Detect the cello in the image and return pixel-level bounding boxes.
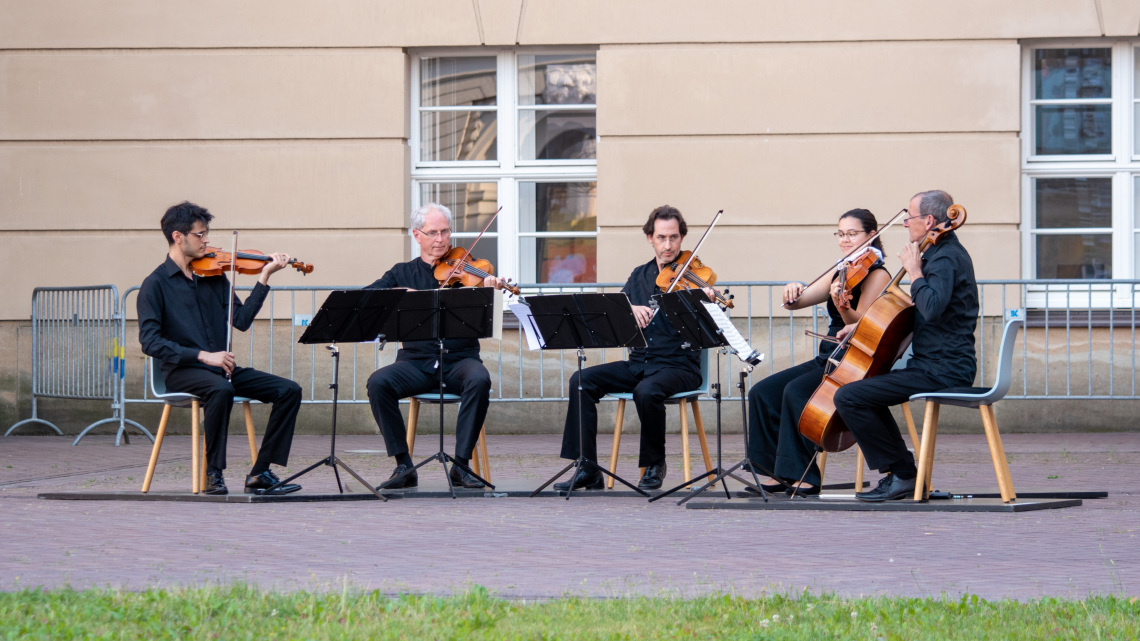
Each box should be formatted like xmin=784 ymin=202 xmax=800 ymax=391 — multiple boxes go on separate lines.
xmin=798 ymin=204 xmax=967 ymax=452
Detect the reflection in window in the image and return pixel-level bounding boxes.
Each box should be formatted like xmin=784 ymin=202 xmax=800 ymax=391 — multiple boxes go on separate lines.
xmin=1036 ymin=234 xmax=1112 ymax=279
xmin=419 ymin=182 xmax=499 ymax=234
xmin=518 ymin=53 xmax=597 ymax=161
xmin=1035 ymin=178 xmax=1112 ymax=229
xmin=1033 ymin=48 xmax=1112 ymax=156
xmin=520 ymin=182 xmax=597 ymax=283
xmin=420 ymin=57 xmax=498 ymax=162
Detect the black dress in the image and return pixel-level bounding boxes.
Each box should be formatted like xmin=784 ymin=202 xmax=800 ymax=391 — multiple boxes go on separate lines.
xmin=744 ymin=265 xmax=888 ymax=486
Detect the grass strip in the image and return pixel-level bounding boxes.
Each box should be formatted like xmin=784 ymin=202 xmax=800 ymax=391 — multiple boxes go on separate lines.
xmin=0 ymin=585 xmax=1137 ymax=640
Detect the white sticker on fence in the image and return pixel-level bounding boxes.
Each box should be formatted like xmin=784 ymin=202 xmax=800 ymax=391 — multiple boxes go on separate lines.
xmin=294 ymin=314 xmax=314 ymax=327
xmin=1004 ymin=308 xmax=1026 ymax=323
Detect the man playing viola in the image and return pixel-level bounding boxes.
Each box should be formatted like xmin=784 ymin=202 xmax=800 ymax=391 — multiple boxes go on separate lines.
xmin=555 ymin=205 xmax=704 ymax=491
xmin=833 ymin=190 xmax=979 ymax=501
xmin=366 ymin=203 xmax=505 ymax=490
xmin=137 ymin=201 xmax=303 ymax=495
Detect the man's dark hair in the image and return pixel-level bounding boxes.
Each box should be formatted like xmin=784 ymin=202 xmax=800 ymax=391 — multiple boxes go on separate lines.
xmin=161 ymin=201 xmax=213 ymax=245
xmin=913 ymin=190 xmax=954 ymax=225
xmin=642 ymin=205 xmax=687 ymax=237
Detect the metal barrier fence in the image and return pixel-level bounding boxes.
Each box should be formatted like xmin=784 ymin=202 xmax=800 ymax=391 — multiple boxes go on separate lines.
xmin=114 ymin=279 xmax=1140 ymax=416
xmin=4 ymin=285 xmax=150 ymax=444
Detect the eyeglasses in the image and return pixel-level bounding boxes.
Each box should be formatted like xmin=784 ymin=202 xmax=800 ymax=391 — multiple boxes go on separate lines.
xmin=417 ymin=228 xmax=452 ymax=239
xmin=186 ymin=230 xmax=209 ymax=240
xmin=902 ymin=213 xmax=930 ymax=226
xmin=833 ymin=231 xmax=865 ymax=239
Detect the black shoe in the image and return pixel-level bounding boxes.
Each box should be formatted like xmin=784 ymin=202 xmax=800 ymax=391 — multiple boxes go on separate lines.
xmin=637 ymin=462 xmax=667 ymax=491
xmin=449 ymin=463 xmax=485 ymax=489
xmin=553 ymin=462 xmax=603 ymax=491
xmin=245 ymin=469 xmax=301 ymax=495
xmin=202 ymin=470 xmax=228 ymax=495
xmin=786 ymin=484 xmax=821 ymax=497
xmin=855 ymin=473 xmax=916 ymax=502
xmin=742 ymin=480 xmax=787 ymax=496
xmin=378 ymin=464 xmax=418 ymax=490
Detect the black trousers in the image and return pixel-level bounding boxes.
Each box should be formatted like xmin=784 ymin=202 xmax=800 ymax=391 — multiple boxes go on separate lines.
xmin=559 ymin=360 xmax=702 ymax=467
xmin=164 ymin=366 xmax=301 ymax=473
xmin=366 ymin=358 xmax=491 ymax=460
xmin=746 ymin=355 xmax=827 ymax=486
xmin=832 ymin=367 xmax=951 ymax=478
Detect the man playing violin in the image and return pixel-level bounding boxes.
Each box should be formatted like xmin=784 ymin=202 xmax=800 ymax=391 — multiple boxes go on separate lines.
xmin=833 ymin=190 xmax=979 ymax=501
xmin=555 ymin=205 xmax=704 ymax=491
xmin=137 ymin=201 xmax=303 ymax=495
xmin=366 ymin=203 xmax=505 ymax=490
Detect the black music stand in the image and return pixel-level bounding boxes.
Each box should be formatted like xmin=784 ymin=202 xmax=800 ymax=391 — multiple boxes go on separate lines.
xmin=524 ymin=293 xmax=649 ymax=499
xmin=267 ymin=288 xmax=407 ymax=500
xmin=646 ymin=289 xmax=772 ymax=505
xmin=380 ymin=287 xmax=496 ymax=499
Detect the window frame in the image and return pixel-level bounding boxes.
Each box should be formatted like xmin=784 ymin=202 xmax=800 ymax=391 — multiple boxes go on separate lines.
xmin=1021 ymin=40 xmax=1139 ymax=307
xmin=410 ymin=48 xmax=599 ymax=285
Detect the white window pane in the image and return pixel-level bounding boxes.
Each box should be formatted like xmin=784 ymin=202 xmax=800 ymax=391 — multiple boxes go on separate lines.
xmin=519 ymin=110 xmax=596 ymax=161
xmin=518 ymin=54 xmax=596 ymax=106
xmin=421 ymin=57 xmax=497 ymax=107
xmin=1035 ymin=177 xmax=1112 ymax=229
xmin=420 ymin=111 xmax=497 ymax=162
xmin=1034 ymin=48 xmax=1111 ymax=100
xmin=419 ymin=182 xmax=499 ymax=233
xmin=1036 ymin=234 xmax=1112 ymax=279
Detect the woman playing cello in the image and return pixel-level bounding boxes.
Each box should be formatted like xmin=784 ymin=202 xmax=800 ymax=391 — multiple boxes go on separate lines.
xmin=743 ymin=209 xmax=891 ymax=495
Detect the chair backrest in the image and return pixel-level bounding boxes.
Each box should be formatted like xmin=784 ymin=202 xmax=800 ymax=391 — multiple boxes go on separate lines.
xmin=147 ymin=356 xmax=167 ymax=397
xmin=986 ymin=317 xmax=1025 ymax=402
xmin=696 ymin=348 xmax=710 ymax=395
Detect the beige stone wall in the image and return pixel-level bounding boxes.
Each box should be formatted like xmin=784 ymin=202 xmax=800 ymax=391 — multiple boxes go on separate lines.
xmin=3 ymin=0 xmax=1137 ymax=322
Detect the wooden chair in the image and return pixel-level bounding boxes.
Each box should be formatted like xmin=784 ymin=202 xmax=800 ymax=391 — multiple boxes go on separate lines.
xmin=406 ymin=392 xmax=491 ymax=483
xmin=605 ymin=350 xmax=713 ymax=489
xmin=911 ymin=318 xmax=1024 ymax=503
xmin=140 ymin=357 xmax=257 ymax=493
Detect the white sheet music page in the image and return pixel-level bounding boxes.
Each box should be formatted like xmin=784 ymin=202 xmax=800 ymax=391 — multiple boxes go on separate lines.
xmin=700 ymin=301 xmax=764 ymax=365
xmin=509 ymin=301 xmax=543 ymax=350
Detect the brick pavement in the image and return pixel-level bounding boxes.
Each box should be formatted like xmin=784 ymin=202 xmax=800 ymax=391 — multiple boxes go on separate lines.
xmin=0 ymin=432 xmax=1137 ymax=600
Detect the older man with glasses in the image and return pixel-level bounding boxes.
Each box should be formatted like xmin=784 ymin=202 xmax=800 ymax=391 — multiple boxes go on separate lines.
xmin=364 ymin=203 xmax=505 ymax=490
xmin=832 ymin=190 xmax=980 ymax=502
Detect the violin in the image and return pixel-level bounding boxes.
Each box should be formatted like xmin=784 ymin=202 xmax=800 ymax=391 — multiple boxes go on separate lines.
xmin=433 ymin=247 xmax=521 ymax=296
xmin=191 ymin=247 xmax=314 ymax=278
xmin=833 ymin=247 xmax=883 ymax=310
xmin=656 ymin=250 xmax=734 ymax=309
xmin=798 ymin=204 xmax=967 ymax=452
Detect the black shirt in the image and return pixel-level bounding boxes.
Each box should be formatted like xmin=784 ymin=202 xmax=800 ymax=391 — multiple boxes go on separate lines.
xmin=907 ymin=231 xmax=979 ymax=387
xmin=366 ymin=257 xmax=482 ymax=374
xmin=819 ymin=263 xmax=889 ymax=358
xmin=625 ymin=258 xmax=701 ymax=377
xmin=137 ymin=255 xmax=269 ymax=376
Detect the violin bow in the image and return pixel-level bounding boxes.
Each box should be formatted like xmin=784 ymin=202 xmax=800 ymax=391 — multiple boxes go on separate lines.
xmin=226 ymin=230 xmax=237 ymax=380
xmin=664 ymin=209 xmax=723 ymax=295
xmin=783 ymin=207 xmax=907 ymax=308
xmin=437 ymin=205 xmax=504 ymax=289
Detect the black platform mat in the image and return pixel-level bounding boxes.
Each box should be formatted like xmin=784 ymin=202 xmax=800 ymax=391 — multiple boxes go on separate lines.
xmin=686 ymin=493 xmax=1083 ymax=512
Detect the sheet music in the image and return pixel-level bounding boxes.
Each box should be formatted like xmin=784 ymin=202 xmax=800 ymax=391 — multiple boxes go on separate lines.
xmin=701 ymin=301 xmax=764 ymax=365
xmin=509 ymin=302 xmax=543 ymax=350
xmin=493 ymin=291 xmax=504 ymax=341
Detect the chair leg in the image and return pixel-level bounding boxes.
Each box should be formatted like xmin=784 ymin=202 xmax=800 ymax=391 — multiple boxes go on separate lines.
xmin=141 ymin=404 xmax=172 ymax=493
xmin=191 ymin=400 xmax=201 ymax=494
xmin=680 ymin=399 xmax=692 ymax=485
xmin=476 ymin=425 xmax=490 ymax=484
xmin=855 ymin=446 xmax=865 ymax=491
xmin=406 ymin=398 xmax=420 ymax=456
xmin=691 ymin=400 xmax=714 ymax=488
xmin=979 ymin=404 xmax=1016 ymax=503
xmin=912 ymin=400 xmax=940 ymax=501
xmin=901 ymin=401 xmax=931 ymax=494
xmin=606 ymin=399 xmax=626 ymax=490
xmin=243 ymin=401 xmax=257 ymax=466
xmin=817 ymin=450 xmax=828 ymax=480
xmin=200 ymin=431 xmax=207 ymax=491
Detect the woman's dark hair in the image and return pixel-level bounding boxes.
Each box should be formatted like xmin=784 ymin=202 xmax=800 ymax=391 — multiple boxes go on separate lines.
xmin=642 ymin=205 xmax=687 ymax=237
xmin=839 ymin=208 xmax=883 ymax=252
xmin=161 ymin=201 xmax=213 ymax=245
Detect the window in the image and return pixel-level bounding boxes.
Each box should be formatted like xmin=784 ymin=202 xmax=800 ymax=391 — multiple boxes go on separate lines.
xmin=411 ymin=50 xmax=598 ymax=285
xmin=1023 ymin=43 xmax=1140 ymax=306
